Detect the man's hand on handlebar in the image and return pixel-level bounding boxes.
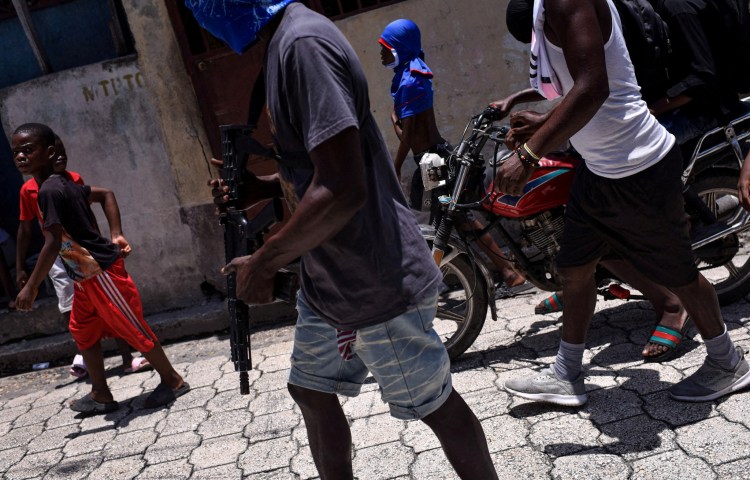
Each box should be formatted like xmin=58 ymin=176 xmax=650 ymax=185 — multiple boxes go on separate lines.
xmin=488 ymin=98 xmax=514 ymax=120
xmin=505 ymin=110 xmax=551 ymax=149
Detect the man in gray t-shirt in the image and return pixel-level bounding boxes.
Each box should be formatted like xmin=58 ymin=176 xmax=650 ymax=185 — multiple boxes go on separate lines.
xmin=188 ymin=1 xmax=498 ymax=478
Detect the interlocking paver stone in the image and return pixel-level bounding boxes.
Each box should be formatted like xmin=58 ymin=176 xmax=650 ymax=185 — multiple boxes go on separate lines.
xmin=676 ymin=415 xmax=750 ymax=464
xmin=249 ymin=389 xmax=297 ymax=416
xmin=184 ymin=367 xmax=224 ymax=389
xmin=156 ymin=407 xmax=208 ymax=436
xmin=62 ymin=427 xmax=117 ymax=456
xmin=350 ymin=412 xmax=404 ymax=449
xmin=716 ymin=391 xmax=750 ymax=429
xmin=205 ymin=389 xmax=254 ymax=412
xmin=597 ymin=414 xmax=677 ymax=460
xmin=252 ymin=369 xmax=292 ymax=392
xmin=715 ymin=457 xmax=750 ymax=478
xmin=190 ymin=433 xmax=247 ymax=469
xmin=169 ymin=386 xmax=216 ymax=412
xmin=0 ymin=295 xmax=748 ymax=479
xmin=238 ymin=435 xmax=297 ymax=475
xmin=491 ymin=446 xmax=552 ymax=479
xmin=0 ymin=405 xmax=30 ymax=425
xmin=630 ymin=449 xmax=716 ymax=480
xmin=244 ymin=409 xmax=299 ymax=442
xmin=103 ymin=429 xmax=159 ymax=460
xmin=144 ymin=430 xmax=201 ymax=465
xmin=352 ymin=441 xmax=413 ymax=480
xmin=579 ymin=387 xmax=643 ymax=424
xmin=191 ymin=463 xmax=244 ymax=479
xmin=2 ymin=424 xmax=44 ymax=450
xmin=402 ymin=418 xmax=442 ymax=453
xmin=410 ymin=448 xmax=457 ymax=480
xmin=136 ymin=459 xmax=193 ymax=479
xmin=26 ymin=424 xmax=79 ymax=454
xmin=0 ymin=446 xmax=25 ymax=474
xmin=529 ymin=414 xmax=601 ymax=457
xmin=41 ymin=453 xmax=101 ymax=480
xmin=4 ymin=390 xmax=46 ymax=408
xmin=4 ymin=449 xmax=63 ymax=480
xmin=197 ymin=408 xmax=253 ymax=438
xmin=552 ymin=453 xmax=630 ymax=480
xmin=88 ymin=456 xmax=145 ymax=480
xmin=116 ymin=409 xmax=168 ymax=433
xmin=290 ymin=446 xmax=319 ymax=479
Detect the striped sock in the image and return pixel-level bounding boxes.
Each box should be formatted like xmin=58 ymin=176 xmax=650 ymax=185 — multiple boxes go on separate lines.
xmin=704 ymin=326 xmax=740 ymax=370
xmin=553 ymin=339 xmax=586 ymax=382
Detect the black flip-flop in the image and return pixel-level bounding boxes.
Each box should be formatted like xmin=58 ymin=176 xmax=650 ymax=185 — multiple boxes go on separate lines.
xmin=69 ymin=393 xmax=119 ymax=414
xmin=144 ymin=382 xmax=191 ymax=409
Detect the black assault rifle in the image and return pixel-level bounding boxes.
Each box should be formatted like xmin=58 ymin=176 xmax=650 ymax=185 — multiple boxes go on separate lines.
xmin=219 ymin=124 xmax=298 ymax=395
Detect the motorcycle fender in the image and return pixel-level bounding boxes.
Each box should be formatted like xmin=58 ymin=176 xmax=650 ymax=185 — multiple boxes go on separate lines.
xmin=420 ymin=225 xmax=498 ymax=321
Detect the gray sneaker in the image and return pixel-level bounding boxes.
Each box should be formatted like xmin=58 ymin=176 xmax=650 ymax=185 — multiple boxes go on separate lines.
xmin=503 ymin=367 xmax=588 ymax=406
xmin=669 ymin=347 xmax=750 ymax=402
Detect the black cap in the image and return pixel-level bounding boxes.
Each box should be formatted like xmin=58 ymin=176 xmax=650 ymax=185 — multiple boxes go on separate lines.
xmin=506 ymin=0 xmax=533 ymax=44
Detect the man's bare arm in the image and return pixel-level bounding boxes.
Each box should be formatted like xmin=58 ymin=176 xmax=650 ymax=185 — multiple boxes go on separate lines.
xmin=494 ymin=0 xmax=610 ymax=195
xmin=524 ymin=0 xmax=610 ymax=157
xmin=223 ymin=126 xmax=367 ymax=304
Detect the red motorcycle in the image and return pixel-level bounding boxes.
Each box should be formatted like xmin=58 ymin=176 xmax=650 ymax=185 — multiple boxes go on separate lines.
xmin=424 ymin=104 xmax=750 ymax=360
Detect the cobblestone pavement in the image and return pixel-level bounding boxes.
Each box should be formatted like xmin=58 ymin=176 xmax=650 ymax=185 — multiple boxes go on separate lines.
xmin=1 ymin=290 xmax=750 ymax=479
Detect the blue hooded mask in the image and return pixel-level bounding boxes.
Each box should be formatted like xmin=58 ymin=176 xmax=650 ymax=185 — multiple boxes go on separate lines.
xmin=379 ymin=19 xmax=432 ymax=78
xmin=185 ymin=0 xmax=298 ymax=54
xmin=380 ymin=19 xmax=434 ymax=119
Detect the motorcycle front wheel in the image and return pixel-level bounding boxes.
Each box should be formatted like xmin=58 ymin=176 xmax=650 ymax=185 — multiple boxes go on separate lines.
xmin=690 ymin=172 xmax=750 ymax=305
xmin=433 ymin=254 xmax=488 ymax=360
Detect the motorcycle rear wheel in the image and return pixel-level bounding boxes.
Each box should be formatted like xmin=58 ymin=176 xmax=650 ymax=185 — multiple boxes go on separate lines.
xmin=434 ymin=254 xmax=488 ymax=360
xmin=690 ymin=172 xmax=750 ymax=305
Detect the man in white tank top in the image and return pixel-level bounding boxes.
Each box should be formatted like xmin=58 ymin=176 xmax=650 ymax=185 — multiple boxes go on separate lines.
xmin=498 ymin=0 xmax=749 ymax=406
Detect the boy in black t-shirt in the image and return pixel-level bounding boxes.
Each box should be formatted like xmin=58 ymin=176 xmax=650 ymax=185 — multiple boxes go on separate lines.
xmin=12 ymin=123 xmax=189 ymax=414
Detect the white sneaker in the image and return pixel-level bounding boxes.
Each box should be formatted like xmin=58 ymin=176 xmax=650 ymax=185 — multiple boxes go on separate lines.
xmin=503 ymin=367 xmax=588 ymax=406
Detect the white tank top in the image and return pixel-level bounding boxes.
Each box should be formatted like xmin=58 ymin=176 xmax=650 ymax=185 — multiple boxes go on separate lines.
xmin=544 ymin=0 xmax=674 ymax=178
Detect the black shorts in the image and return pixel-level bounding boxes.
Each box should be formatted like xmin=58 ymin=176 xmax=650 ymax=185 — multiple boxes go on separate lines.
xmin=556 ymin=146 xmax=698 ymax=288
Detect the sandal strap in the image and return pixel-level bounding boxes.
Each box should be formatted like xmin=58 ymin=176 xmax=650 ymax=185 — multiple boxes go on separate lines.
xmin=649 ymin=325 xmax=684 ymax=348
xmin=545 ymin=292 xmax=563 ymax=311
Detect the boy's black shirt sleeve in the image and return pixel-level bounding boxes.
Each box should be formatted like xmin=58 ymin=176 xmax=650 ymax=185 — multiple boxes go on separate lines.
xmin=38 ymin=175 xmax=121 ymax=274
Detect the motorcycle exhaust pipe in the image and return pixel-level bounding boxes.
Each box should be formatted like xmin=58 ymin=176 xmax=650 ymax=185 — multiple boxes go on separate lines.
xmin=692 ymin=208 xmax=750 ymax=249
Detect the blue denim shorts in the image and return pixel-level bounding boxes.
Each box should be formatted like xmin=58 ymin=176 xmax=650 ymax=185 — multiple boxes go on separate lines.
xmin=288 ymin=290 xmax=452 ymax=420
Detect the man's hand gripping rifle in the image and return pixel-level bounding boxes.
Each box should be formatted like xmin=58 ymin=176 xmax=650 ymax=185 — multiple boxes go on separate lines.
xmin=219 ymin=125 xmax=297 ymax=395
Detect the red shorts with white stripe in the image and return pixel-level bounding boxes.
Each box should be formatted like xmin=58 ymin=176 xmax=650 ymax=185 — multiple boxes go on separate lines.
xmin=69 ymin=259 xmax=158 ymax=352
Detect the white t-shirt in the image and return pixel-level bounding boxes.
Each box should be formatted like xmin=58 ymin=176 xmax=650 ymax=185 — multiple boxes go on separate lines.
xmin=543 ymin=0 xmax=675 ymax=178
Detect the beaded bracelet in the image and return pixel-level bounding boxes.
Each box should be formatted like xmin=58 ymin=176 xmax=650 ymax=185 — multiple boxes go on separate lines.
xmin=522 ymin=142 xmax=541 ymax=162
xmin=515 ymin=146 xmax=539 ymax=168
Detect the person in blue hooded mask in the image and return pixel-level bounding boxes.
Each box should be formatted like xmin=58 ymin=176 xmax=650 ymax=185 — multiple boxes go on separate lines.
xmin=188 ymin=2 xmax=499 ymax=479
xmin=379 ymin=19 xmax=443 ymax=181
xmin=380 ymin=19 xmax=530 ymax=296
